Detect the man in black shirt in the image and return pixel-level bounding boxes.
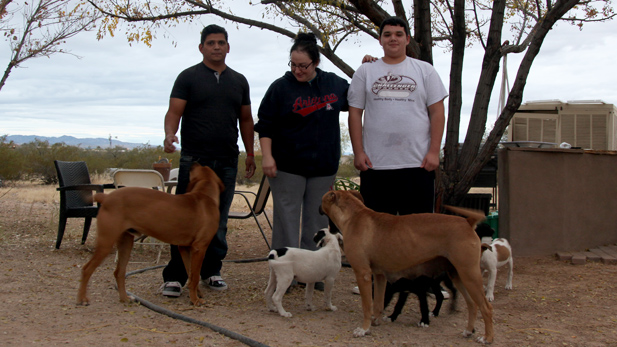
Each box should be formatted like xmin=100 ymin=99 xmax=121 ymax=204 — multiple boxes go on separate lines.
xmin=161 ymin=24 xmax=256 ymax=296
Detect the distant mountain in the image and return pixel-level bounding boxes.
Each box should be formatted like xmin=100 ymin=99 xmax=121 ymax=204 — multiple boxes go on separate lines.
xmin=5 ymin=135 xmax=148 ymax=149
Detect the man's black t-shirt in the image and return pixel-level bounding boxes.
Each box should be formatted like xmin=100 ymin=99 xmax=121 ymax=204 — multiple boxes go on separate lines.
xmin=171 ymin=62 xmax=250 ymax=158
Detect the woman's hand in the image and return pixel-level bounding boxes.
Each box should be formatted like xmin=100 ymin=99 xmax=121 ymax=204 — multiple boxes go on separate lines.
xmin=261 ymin=155 xmax=278 ymax=178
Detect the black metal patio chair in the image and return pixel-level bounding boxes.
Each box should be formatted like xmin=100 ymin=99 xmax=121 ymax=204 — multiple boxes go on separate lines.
xmin=54 ymin=160 xmax=111 ymax=249
xmin=228 ymin=175 xmax=272 ymax=250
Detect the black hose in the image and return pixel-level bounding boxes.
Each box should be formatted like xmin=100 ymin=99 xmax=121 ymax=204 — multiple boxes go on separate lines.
xmin=125 ymin=266 xmax=270 ymax=347
xmin=223 ymin=257 xmax=269 ymax=263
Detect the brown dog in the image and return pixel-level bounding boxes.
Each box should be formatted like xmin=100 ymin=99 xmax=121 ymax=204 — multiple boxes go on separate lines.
xmin=320 ymin=190 xmax=494 ymax=344
xmin=77 ymin=163 xmax=224 ymax=307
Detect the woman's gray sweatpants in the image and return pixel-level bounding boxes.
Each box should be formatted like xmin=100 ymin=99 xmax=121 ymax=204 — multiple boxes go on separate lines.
xmin=268 ymin=171 xmax=336 ymax=251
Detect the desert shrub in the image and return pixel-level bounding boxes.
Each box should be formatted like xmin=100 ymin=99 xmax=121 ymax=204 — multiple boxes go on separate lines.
xmin=337 ymin=155 xmax=359 ymax=179
xmin=236 ymin=153 xmax=263 ymax=187
xmin=96 ymin=145 xmax=180 ymax=172
xmin=18 ymin=140 xmax=86 ymax=184
xmin=0 ymin=136 xmax=25 ymax=181
xmin=0 ymin=139 xmax=358 ymax=186
xmin=0 ymin=140 xmax=183 ymax=184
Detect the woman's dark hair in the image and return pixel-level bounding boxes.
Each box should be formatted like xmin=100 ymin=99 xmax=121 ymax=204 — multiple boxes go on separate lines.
xmin=201 ymin=24 xmax=228 ymax=45
xmin=290 ymin=32 xmax=320 ymax=64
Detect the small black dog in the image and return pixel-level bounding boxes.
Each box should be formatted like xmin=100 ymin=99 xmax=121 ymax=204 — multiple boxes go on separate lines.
xmin=475 ymin=222 xmax=496 ymax=239
xmin=384 ymin=257 xmax=458 ymax=327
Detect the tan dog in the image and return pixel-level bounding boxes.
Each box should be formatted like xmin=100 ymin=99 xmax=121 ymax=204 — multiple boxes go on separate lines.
xmin=77 ymin=163 xmax=224 ymax=307
xmin=320 ymin=190 xmax=494 ymax=344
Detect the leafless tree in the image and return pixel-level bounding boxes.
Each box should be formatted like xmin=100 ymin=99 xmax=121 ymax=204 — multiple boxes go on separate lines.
xmin=1 ymin=0 xmax=100 ymax=91
xmin=87 ymin=0 xmax=614 ymax=205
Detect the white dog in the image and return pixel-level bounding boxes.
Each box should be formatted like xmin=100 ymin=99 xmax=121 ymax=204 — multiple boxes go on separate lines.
xmin=264 ymin=228 xmax=343 ymax=317
xmin=480 ymin=238 xmax=513 ymax=301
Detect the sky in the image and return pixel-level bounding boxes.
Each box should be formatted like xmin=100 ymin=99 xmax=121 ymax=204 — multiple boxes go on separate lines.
xmin=1 ymin=4 xmax=616 ymax=150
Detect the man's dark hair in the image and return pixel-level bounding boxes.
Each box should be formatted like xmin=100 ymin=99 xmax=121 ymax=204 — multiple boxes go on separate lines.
xmin=201 ymin=24 xmax=228 ymax=45
xmin=379 ymin=17 xmax=410 ymax=37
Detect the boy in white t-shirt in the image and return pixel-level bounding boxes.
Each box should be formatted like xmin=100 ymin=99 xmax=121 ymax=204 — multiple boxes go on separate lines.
xmin=348 ymin=16 xmax=448 ymax=215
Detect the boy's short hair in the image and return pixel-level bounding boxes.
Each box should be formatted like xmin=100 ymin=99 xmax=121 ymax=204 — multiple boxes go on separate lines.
xmin=379 ymin=17 xmax=410 ymax=37
xmin=201 ymin=25 xmax=228 ymax=45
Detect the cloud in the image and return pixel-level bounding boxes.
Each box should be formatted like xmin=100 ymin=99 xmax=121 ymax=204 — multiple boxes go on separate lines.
xmin=1 ymin=12 xmax=616 ymax=147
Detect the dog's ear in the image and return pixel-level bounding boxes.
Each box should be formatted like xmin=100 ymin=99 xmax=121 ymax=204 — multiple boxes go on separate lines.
xmin=325 ymin=191 xmax=336 ymax=203
xmin=209 ymin=168 xmax=225 ymax=192
xmin=334 ymin=231 xmax=344 ymax=250
xmin=190 ymin=162 xmax=201 ymax=171
xmin=481 ymin=243 xmax=492 ymax=252
xmin=186 ymin=163 xmax=203 ymax=192
xmin=313 ymin=228 xmax=327 ymax=247
xmin=319 ymin=191 xmax=337 ymax=216
xmin=349 ymin=190 xmax=364 ymax=203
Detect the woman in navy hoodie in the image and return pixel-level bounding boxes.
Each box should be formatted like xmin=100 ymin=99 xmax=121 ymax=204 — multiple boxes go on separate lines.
xmin=255 ymin=32 xmax=348 ymax=255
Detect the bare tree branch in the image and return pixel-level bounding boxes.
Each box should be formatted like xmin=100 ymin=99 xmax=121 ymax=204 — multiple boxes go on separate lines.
xmin=1 ymin=0 xmax=99 ymax=92
xmin=84 ymin=0 xmax=615 ymax=205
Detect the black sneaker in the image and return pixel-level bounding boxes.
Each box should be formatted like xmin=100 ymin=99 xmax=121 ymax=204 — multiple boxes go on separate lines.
xmin=161 ymin=281 xmax=182 ymax=297
xmin=205 ymin=276 xmax=228 ymax=291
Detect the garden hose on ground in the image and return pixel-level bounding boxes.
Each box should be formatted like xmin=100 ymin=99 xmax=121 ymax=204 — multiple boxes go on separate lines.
xmin=223 ymin=257 xmax=269 ymax=263
xmin=125 ymin=265 xmax=270 ymax=347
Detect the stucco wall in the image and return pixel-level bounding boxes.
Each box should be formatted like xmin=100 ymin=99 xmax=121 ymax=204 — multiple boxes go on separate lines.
xmin=498 ymin=147 xmax=617 ymax=256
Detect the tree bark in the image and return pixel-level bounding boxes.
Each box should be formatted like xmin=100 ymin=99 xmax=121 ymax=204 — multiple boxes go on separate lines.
xmin=413 ymin=0 xmax=433 ymax=64
xmin=441 ymin=0 xmax=582 ymax=207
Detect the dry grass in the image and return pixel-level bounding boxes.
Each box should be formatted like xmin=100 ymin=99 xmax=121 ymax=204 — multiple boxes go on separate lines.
xmin=0 ymin=178 xmax=273 ymax=260
xmin=3 ymin=181 xmax=617 ymax=346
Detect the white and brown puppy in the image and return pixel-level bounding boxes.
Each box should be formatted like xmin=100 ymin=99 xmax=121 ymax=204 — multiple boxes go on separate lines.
xmin=265 ymin=228 xmax=343 ymax=317
xmin=477 ymin=223 xmax=513 ymax=302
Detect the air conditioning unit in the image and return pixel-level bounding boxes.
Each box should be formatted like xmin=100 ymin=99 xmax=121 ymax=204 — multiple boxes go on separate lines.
xmin=507 ymin=100 xmax=617 ymax=150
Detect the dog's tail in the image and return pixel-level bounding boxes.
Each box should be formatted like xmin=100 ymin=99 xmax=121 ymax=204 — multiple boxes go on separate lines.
xmin=442 ymin=205 xmax=486 ymax=229
xmin=93 ymin=192 xmax=107 ymax=204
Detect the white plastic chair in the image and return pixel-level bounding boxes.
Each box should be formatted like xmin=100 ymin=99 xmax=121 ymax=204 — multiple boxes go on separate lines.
xmin=166 ymin=168 xmax=179 ymax=193
xmin=112 ymin=169 xmax=167 ymax=263
xmin=168 ymin=168 xmax=179 ymax=181
xmin=113 ymin=169 xmax=166 ymax=190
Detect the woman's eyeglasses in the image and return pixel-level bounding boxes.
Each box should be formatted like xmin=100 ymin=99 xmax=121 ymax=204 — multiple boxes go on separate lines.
xmin=288 ymin=61 xmax=313 ymax=70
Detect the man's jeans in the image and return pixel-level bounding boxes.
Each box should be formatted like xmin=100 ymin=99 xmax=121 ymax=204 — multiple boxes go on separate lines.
xmin=162 ymin=154 xmax=238 ymax=285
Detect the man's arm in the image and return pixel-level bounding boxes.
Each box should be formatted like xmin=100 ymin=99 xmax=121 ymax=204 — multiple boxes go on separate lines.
xmin=348 ymin=106 xmax=372 ymax=171
xmin=421 ymin=99 xmax=446 ymax=172
xmin=163 ymin=98 xmax=187 ymax=153
xmin=239 ymin=104 xmax=256 ymax=178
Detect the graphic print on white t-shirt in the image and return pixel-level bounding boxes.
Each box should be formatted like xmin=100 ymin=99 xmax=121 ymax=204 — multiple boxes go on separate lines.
xmin=371 ymin=73 xmax=417 ymax=98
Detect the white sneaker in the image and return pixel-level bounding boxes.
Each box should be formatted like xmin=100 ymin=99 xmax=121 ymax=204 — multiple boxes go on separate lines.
xmin=161 ymin=281 xmax=182 ymax=297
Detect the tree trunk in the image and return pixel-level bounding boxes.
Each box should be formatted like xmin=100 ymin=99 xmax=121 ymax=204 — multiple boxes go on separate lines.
xmin=439 ymin=0 xmax=582 ymax=209
xmin=0 ymin=61 xmax=14 ymax=92
xmin=413 ymin=0 xmax=433 ymax=64
xmin=438 ymin=0 xmax=466 ymax=210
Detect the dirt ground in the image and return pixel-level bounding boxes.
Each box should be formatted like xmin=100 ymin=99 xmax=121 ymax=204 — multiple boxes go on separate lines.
xmin=1 ymin=182 xmax=617 ymax=347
